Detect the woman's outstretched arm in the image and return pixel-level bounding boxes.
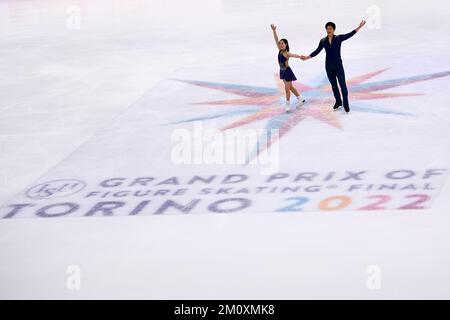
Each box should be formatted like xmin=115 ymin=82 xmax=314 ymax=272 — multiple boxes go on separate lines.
xmin=286 ymin=52 xmax=302 ymax=59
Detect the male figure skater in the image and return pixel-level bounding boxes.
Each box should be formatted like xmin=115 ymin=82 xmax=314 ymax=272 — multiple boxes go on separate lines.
xmin=301 ymin=20 xmax=366 ymax=112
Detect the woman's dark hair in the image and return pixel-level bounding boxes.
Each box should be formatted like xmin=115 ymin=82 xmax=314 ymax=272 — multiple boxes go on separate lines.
xmin=280 ymin=38 xmax=290 ymax=51
xmin=325 ymin=21 xmax=336 ymax=30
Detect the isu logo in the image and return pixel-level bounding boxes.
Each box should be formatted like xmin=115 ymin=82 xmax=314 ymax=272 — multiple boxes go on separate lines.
xmin=26 ymin=179 xmax=86 ymax=200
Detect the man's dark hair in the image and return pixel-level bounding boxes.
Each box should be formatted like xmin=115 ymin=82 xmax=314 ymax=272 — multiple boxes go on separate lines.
xmin=325 ymin=22 xmax=336 ymax=30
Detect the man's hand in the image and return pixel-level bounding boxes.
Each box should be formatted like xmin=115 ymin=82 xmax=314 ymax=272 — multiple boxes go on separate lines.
xmin=300 ymin=55 xmax=310 ymax=61
xmin=356 ymin=20 xmax=366 ymax=31
xmin=270 ymin=24 xmax=276 ymax=31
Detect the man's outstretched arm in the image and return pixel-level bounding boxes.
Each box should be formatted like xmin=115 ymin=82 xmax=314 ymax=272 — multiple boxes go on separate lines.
xmin=339 ymin=20 xmax=366 ymax=41
xmin=301 ymin=39 xmax=324 ymax=61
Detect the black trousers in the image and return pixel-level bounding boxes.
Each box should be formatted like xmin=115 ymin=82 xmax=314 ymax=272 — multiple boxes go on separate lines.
xmin=326 ymin=63 xmax=348 ymax=106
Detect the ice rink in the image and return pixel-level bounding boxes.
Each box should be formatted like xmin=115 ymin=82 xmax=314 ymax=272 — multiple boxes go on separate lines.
xmin=1 ymin=0 xmax=450 ymax=299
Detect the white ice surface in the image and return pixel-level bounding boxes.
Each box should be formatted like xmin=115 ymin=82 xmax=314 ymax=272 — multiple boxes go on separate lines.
xmin=0 ymin=0 xmax=450 ymax=298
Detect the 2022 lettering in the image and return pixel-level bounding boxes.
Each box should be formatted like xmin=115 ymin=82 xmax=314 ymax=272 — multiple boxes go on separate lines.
xmin=278 ymin=194 xmax=431 ymax=211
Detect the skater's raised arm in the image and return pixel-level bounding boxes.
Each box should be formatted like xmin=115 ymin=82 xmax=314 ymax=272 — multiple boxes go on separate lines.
xmin=355 ymin=20 xmax=366 ymax=32
xmin=270 ymin=24 xmax=280 ymax=49
xmin=338 ymin=30 xmax=356 ymax=41
xmin=339 ymin=20 xmax=366 ymax=41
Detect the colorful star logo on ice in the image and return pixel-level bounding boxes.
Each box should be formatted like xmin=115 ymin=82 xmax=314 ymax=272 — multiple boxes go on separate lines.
xmin=171 ymin=68 xmax=450 ymax=159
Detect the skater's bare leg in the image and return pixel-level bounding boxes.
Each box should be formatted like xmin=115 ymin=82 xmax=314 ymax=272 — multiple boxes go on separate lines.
xmin=284 ymin=80 xmax=291 ymax=111
xmin=284 ymin=80 xmax=291 ymax=101
xmin=290 ymin=85 xmax=300 ymax=97
xmin=291 ymin=85 xmax=305 ymax=108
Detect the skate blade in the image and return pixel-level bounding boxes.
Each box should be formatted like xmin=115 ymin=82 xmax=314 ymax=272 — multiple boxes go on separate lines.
xmin=296 ymin=100 xmax=306 ymax=109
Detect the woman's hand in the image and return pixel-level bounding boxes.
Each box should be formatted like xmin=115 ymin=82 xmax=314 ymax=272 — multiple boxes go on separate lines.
xmin=271 ymin=24 xmax=279 ymax=49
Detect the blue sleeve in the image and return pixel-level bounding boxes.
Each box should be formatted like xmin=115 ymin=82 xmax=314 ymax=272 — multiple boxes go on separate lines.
xmin=309 ymin=39 xmax=324 ymax=58
xmin=338 ymin=29 xmax=357 ymax=41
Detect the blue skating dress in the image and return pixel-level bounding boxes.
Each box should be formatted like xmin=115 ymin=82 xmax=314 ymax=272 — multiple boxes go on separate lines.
xmin=278 ymin=50 xmax=297 ymax=81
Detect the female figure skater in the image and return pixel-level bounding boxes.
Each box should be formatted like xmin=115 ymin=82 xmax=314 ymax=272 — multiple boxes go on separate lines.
xmin=271 ymin=24 xmax=305 ymax=112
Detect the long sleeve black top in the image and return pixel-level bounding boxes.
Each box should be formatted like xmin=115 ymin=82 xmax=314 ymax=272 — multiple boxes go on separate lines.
xmin=309 ymin=30 xmax=357 ymax=67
